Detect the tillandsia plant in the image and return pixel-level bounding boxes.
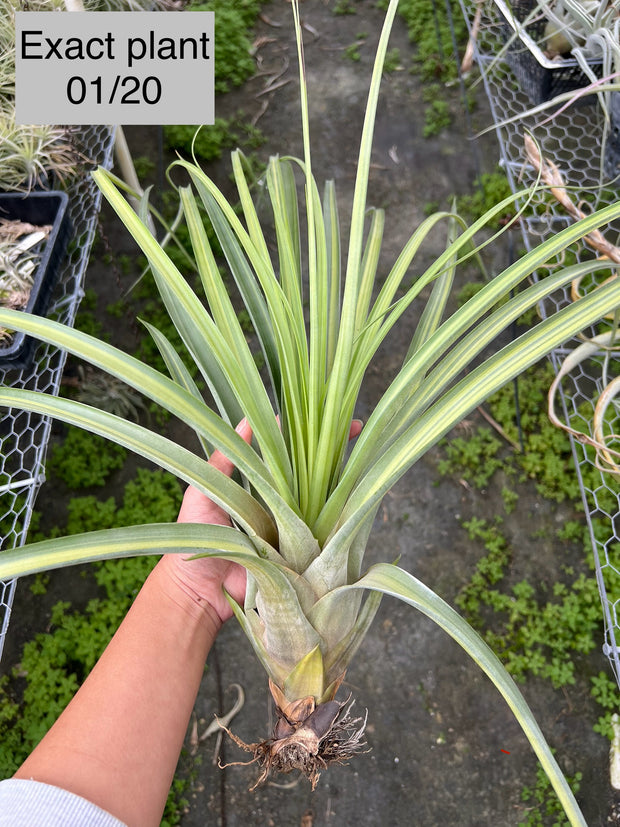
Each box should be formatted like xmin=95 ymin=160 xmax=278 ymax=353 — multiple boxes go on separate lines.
xmin=1 ymin=0 xmax=620 ymax=820
xmin=539 ymin=0 xmax=620 ymax=67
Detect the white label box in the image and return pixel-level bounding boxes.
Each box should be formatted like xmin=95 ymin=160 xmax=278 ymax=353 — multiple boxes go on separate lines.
xmin=15 ymin=11 xmax=214 ymax=125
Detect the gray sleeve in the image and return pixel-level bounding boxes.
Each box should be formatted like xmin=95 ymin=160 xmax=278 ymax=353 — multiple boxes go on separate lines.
xmin=0 ymin=779 xmax=128 ymax=826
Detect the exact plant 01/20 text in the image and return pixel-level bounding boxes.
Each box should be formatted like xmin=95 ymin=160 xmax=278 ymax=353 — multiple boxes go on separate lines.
xmin=19 ymin=30 xmax=211 ymax=69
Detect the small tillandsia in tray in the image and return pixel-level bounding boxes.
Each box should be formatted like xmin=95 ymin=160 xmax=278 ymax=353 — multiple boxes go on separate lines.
xmin=0 ymin=190 xmax=71 ymax=371
xmin=0 ymin=217 xmax=52 ymax=327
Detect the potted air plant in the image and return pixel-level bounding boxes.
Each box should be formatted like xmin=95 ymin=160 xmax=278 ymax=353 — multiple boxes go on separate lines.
xmin=0 ymin=0 xmax=166 ymax=193
xmin=492 ymin=0 xmax=620 ymax=177
xmin=0 ymin=0 xmax=619 ymax=820
xmin=538 ymin=0 xmax=620 ymax=179
xmin=0 ymin=0 xmax=164 ymax=370
xmin=492 ymin=0 xmax=619 ymax=104
xmin=0 ymin=0 xmax=76 ymax=370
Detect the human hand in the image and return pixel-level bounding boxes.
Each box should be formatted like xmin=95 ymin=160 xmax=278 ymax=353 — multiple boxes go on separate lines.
xmin=158 ymin=418 xmax=253 ymax=629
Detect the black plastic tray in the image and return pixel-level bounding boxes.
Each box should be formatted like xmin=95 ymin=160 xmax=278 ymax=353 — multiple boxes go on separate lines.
xmin=605 ymin=92 xmax=620 ymax=184
xmin=496 ymin=0 xmax=602 ymax=105
xmin=0 ymin=191 xmax=72 ymax=371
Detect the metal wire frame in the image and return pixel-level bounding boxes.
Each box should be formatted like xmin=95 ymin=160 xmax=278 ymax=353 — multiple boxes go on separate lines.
xmin=458 ymin=0 xmax=620 ymax=685
xmin=0 ymin=125 xmax=115 ymax=663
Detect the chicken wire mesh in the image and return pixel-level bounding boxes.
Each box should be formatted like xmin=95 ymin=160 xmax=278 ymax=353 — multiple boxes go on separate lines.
xmin=0 ymin=124 xmax=115 ymax=662
xmin=459 ymin=0 xmax=620 ymax=684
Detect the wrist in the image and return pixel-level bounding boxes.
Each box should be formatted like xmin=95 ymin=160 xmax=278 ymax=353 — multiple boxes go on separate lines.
xmin=150 ymin=557 xmax=224 ymax=637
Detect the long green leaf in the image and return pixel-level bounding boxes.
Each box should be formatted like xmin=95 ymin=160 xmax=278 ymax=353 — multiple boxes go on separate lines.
xmin=266 ymin=157 xmax=305 ymax=347
xmin=403 ymin=212 xmax=459 ymax=364
xmin=0 ymin=522 xmax=260 ymax=580
xmin=354 ymin=563 xmax=586 ymax=827
xmin=231 ymin=150 xmax=273 ymax=266
xmin=354 ymin=208 xmax=385 ymax=336
xmin=141 ymin=320 xmax=213 ymax=457
xmin=0 ymin=386 xmax=278 ymax=551
xmin=323 ymin=179 xmax=341 ymax=375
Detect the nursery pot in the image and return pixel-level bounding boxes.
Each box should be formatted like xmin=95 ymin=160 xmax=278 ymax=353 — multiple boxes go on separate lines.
xmin=494 ymin=0 xmax=602 ymax=105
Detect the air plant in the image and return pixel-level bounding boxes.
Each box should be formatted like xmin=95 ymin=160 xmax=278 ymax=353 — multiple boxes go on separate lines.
xmin=486 ymin=0 xmax=620 ymax=179
xmin=0 ymin=119 xmax=81 ymax=192
xmin=72 ymin=365 xmax=147 ymax=422
xmin=540 ymin=0 xmax=620 ymax=149
xmin=540 ymin=0 xmax=620 ymax=67
xmin=0 ymin=216 xmax=52 ymax=345
xmin=1 ymin=1 xmax=620 ymax=820
xmin=495 ymin=0 xmax=620 ymax=72
xmin=0 ymin=217 xmax=50 ymax=318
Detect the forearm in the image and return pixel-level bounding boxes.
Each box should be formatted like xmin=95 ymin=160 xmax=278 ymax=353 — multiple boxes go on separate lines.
xmin=14 ymin=556 xmax=221 ymax=827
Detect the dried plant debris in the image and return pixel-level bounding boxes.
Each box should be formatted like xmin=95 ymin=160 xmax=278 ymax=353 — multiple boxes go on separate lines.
xmin=549 ymin=329 xmax=620 ymax=476
xmin=0 ymin=218 xmax=50 ymax=344
xmin=524 ymin=135 xmax=620 ymax=265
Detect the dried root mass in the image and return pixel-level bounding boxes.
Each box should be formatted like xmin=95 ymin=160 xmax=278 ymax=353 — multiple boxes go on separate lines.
xmin=221 ymin=695 xmax=369 ymax=790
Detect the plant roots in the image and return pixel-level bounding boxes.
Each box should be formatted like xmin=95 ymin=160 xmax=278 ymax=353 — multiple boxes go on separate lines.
xmin=220 ymin=695 xmax=369 ymax=790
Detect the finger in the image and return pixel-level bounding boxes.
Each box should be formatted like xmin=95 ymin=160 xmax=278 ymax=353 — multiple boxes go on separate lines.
xmin=349 ymin=419 xmax=363 ymax=440
xmin=207 ymin=417 xmax=253 ymax=476
xmin=178 ymin=418 xmax=253 ymax=525
xmin=177 ymin=484 xmax=230 ymax=525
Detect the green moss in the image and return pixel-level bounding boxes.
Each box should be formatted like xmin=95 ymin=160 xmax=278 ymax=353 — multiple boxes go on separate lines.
xmin=188 ymin=0 xmax=259 ymax=93
xmin=438 ymin=427 xmax=504 ymax=489
xmin=591 ymin=672 xmax=620 ymax=738
xmin=48 ymin=427 xmax=127 ymax=489
xmin=380 ymin=0 xmax=466 ymax=83
xmin=455 ymin=171 xmax=514 ymax=228
xmin=383 ymin=47 xmax=402 ymax=73
xmin=456 ymin=517 xmax=601 ymax=689
xmin=487 ymin=363 xmax=581 ymax=503
xmin=423 ymin=99 xmax=451 ymax=137
xmin=333 ymin=0 xmax=357 ymax=15
xmin=519 ymin=761 xmax=582 ymax=826
xmin=344 ymin=43 xmax=362 ymax=62
xmin=164 ymin=120 xmax=235 ymax=163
